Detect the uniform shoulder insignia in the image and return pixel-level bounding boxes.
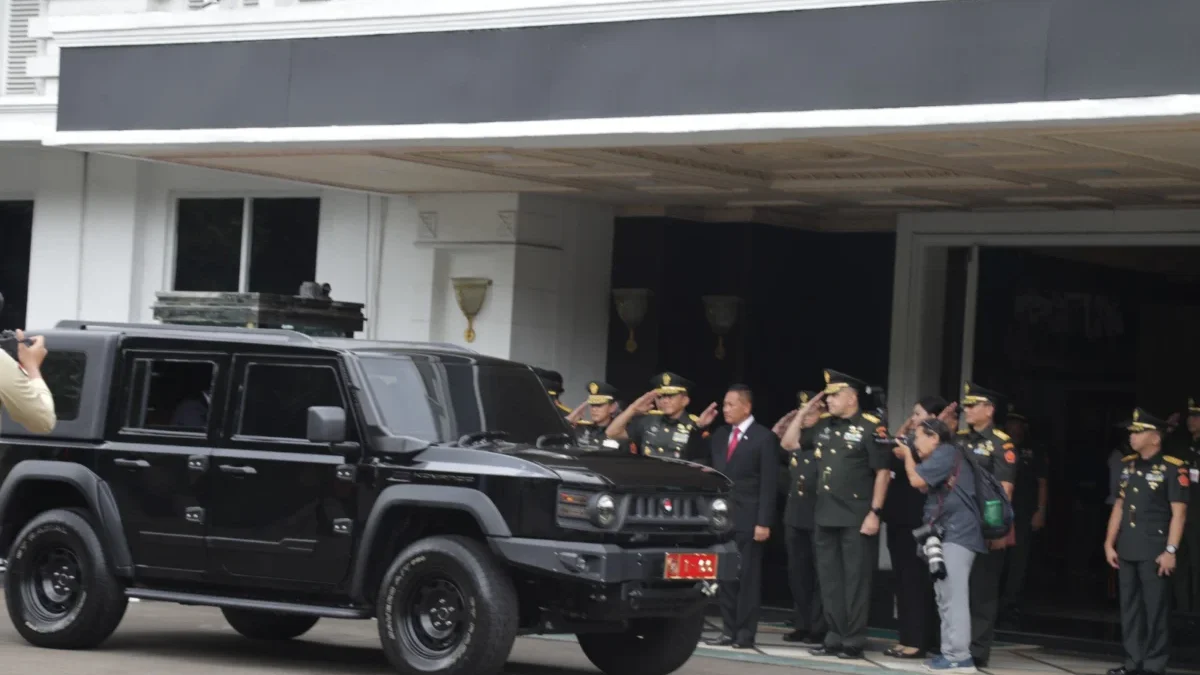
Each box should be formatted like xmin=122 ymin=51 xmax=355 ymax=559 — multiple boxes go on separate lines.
xmin=993 ymin=429 xmax=1011 ymax=441
xmin=576 ymin=420 xmax=594 ymax=426
xmin=820 ymin=413 xmax=832 ymax=419
xmin=957 ymin=429 xmax=970 ymax=435
xmin=862 ymin=413 xmax=881 ymax=424
xmin=647 ymin=410 xmax=665 ymax=416
xmin=1122 ymin=453 xmax=1139 ymax=462
xmin=1165 ymin=455 xmax=1185 ymax=466
xmin=689 ymin=414 xmax=700 ymax=423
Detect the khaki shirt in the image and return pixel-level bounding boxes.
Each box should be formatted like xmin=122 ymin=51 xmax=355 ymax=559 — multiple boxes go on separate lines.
xmin=0 ymin=350 xmax=56 ymax=434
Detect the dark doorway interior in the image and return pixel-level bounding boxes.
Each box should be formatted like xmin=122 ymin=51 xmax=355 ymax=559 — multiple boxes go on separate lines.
xmin=0 ymin=201 xmax=34 ymax=331
xmin=972 ymin=246 xmax=1200 ymax=651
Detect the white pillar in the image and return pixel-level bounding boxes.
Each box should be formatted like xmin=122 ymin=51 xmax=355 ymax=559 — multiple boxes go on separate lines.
xmin=25 ymin=148 xmax=85 ymax=329
xmin=76 ymin=154 xmax=140 ymax=322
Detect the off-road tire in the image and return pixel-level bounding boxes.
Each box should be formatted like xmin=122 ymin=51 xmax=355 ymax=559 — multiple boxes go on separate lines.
xmin=377 ymin=535 xmax=518 ymax=675
xmin=221 ymin=608 xmax=319 ymax=640
xmin=4 ymin=508 xmax=128 ymax=649
xmin=577 ymin=610 xmax=706 ymax=675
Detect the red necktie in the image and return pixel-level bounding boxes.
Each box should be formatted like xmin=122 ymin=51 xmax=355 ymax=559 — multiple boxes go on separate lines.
xmin=726 ymin=428 xmax=741 ymax=461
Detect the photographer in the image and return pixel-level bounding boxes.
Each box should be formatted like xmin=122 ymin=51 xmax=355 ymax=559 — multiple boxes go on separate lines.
xmin=0 ymin=328 xmax=57 ymax=434
xmin=896 ymin=418 xmax=985 ymax=673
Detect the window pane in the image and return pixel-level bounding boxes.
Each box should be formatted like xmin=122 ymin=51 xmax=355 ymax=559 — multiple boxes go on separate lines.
xmin=125 ymin=359 xmax=216 ymax=434
xmin=249 ymin=198 xmax=320 ymax=296
xmin=174 ymin=199 xmax=243 ymax=292
xmin=238 ymin=363 xmax=344 ymax=441
xmin=39 ymin=351 xmax=86 ymax=422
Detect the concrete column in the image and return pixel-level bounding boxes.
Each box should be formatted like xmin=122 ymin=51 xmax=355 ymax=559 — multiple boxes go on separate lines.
xmin=76 ymin=154 xmax=140 ymax=322
xmin=25 ymin=148 xmax=85 ymax=329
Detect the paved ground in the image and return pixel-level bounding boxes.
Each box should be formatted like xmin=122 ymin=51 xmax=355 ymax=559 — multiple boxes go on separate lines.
xmin=0 ymin=594 xmax=1192 ymax=675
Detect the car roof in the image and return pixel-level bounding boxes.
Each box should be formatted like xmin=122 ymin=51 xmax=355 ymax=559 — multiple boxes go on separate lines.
xmin=50 ymin=321 xmax=521 ymax=367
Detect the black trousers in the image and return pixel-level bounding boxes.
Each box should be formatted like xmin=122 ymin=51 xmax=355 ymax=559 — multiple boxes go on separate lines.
xmin=1120 ymin=558 xmax=1171 ymax=675
xmin=887 ymin=525 xmax=939 ymax=651
xmin=785 ymin=525 xmax=826 ymax=634
xmin=969 ymin=547 xmax=1005 ymax=661
xmin=815 ymin=525 xmax=879 ymax=651
xmin=719 ymin=529 xmax=764 ymax=643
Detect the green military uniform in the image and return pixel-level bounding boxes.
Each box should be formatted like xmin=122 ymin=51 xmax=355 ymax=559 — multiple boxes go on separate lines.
xmin=784 ymin=391 xmax=827 ymax=643
xmin=1167 ymin=396 xmax=1200 ymax=612
xmin=625 ymin=372 xmax=709 ymax=463
xmin=574 ymin=381 xmax=619 ymax=450
xmin=1112 ymin=409 xmax=1187 ymax=675
xmin=809 ymin=370 xmax=889 ymax=658
xmin=956 ymin=382 xmax=1018 ymax=666
xmin=1002 ymin=405 xmax=1049 ymax=614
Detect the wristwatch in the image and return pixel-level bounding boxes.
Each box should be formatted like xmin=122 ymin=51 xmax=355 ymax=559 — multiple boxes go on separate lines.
xmin=1167 ymin=545 xmax=1179 ymax=555
xmin=871 ymin=507 xmax=884 ymax=517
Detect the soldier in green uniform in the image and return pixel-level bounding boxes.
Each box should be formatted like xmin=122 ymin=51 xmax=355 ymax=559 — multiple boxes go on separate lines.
xmin=806 ymin=370 xmax=891 ymax=660
xmin=534 ymin=368 xmax=573 ymax=419
xmin=605 ymin=372 xmax=718 ymax=462
xmin=1001 ymin=404 xmax=1049 ymax=620
xmin=1166 ymin=397 xmax=1200 ymax=612
xmin=1104 ymin=408 xmax=1188 ymax=675
xmin=568 ymin=381 xmax=620 ymax=449
xmin=957 ymin=382 xmax=1018 ymax=668
xmin=779 ymin=390 xmax=828 ymax=645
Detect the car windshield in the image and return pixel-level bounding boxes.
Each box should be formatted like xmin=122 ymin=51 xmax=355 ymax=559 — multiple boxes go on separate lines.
xmin=357 ymin=354 xmax=570 ymax=445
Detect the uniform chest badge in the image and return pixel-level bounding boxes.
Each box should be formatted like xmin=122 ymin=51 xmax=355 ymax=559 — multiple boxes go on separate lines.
xmin=973 ymin=446 xmax=990 ymax=457
xmin=844 ymin=426 xmax=864 ymax=443
xmin=791 ymin=457 xmax=798 ymax=467
xmin=1147 ymin=471 xmax=1165 ymax=486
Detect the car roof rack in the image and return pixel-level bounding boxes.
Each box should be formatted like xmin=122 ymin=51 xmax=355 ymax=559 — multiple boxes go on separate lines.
xmin=54 ymin=320 xmax=317 ymax=344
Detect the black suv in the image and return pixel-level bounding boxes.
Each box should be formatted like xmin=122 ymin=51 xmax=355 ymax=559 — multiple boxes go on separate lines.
xmin=0 ymin=322 xmax=737 ymax=675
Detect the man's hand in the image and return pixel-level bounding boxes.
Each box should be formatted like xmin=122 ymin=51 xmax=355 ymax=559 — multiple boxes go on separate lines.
xmin=696 ymin=403 xmax=719 ymax=428
xmin=1105 ymin=543 xmax=1120 ymax=570
xmin=773 ymin=409 xmax=799 ymax=437
xmin=1157 ymin=551 xmax=1177 ymax=577
xmin=15 ymin=330 xmax=47 ymax=376
xmin=632 ymin=390 xmax=658 ymax=414
xmin=987 ymin=538 xmax=1010 ymax=551
xmin=1032 ymin=509 xmax=1046 ymax=531
xmin=860 ymin=511 xmax=881 ymax=536
xmin=753 ymin=525 xmax=770 ymax=542
xmin=937 ymin=402 xmax=959 ymax=427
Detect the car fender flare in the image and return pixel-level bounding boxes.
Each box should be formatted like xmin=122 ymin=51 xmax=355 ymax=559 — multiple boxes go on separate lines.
xmin=350 ymin=485 xmax=511 ymax=603
xmin=0 ymin=460 xmax=134 ymax=577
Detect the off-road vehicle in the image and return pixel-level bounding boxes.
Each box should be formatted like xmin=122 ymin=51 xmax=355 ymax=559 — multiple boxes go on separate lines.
xmin=0 ymin=321 xmax=737 ymax=675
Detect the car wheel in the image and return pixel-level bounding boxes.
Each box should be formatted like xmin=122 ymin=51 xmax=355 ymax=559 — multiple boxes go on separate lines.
xmin=577 ymin=610 xmax=705 ymax=675
xmin=221 ymin=608 xmax=319 ymax=640
xmin=4 ymin=508 xmax=128 ymax=649
xmin=377 ymin=535 xmax=518 ymax=675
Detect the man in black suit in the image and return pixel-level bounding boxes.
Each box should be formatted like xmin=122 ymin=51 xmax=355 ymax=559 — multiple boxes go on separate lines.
xmin=705 ymin=384 xmax=779 ymax=649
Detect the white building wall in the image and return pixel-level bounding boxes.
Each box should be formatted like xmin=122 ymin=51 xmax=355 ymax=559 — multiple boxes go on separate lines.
xmin=3 ymin=147 xmax=613 ymax=396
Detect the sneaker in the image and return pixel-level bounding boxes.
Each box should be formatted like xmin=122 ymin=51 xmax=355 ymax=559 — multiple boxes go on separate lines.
xmin=926 ymin=655 xmax=977 ymax=673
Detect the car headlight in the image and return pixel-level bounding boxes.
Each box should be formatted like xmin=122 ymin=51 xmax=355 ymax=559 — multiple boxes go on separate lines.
xmin=710 ymin=498 xmax=731 ymax=530
xmin=590 ymin=492 xmax=618 ymax=528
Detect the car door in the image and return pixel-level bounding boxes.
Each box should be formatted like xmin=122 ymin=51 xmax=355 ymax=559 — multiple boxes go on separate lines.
xmin=97 ymin=349 xmax=228 ymax=581
xmin=206 ymin=353 xmax=360 ymax=588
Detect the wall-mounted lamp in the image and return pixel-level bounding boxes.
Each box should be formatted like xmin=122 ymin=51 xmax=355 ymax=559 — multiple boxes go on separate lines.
xmin=451 ymin=277 xmax=492 ymax=343
xmin=612 ymin=288 xmax=652 ymax=353
xmin=702 ymin=295 xmax=742 ymax=360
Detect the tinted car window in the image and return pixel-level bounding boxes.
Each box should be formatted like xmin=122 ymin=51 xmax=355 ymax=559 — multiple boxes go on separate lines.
xmin=40 ymin=351 xmax=86 ymax=422
xmin=360 ymin=355 xmax=567 ymax=444
xmin=238 ymin=363 xmax=344 ymax=441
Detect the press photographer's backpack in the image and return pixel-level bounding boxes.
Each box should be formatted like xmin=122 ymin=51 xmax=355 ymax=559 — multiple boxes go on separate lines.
xmin=959 ymin=447 xmax=1014 ymax=540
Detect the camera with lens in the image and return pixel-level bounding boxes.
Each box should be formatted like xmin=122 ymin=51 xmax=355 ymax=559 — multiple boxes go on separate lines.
xmin=879 ymin=431 xmax=918 ymax=459
xmin=0 ymin=292 xmax=30 ymax=362
xmin=913 ymin=522 xmax=948 ymax=581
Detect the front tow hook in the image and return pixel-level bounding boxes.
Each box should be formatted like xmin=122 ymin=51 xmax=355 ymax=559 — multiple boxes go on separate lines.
xmin=698 ymin=580 xmax=719 ymax=597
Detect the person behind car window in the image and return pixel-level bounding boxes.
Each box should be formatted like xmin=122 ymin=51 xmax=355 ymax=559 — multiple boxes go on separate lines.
xmin=568 ymin=381 xmax=620 ymax=449
xmin=605 ymin=372 xmax=718 ymax=462
xmin=897 ymin=417 xmax=985 ymax=673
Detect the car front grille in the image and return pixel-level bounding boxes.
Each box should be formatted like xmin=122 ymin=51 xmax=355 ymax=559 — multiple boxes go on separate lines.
xmin=624 ymin=494 xmax=709 ymax=526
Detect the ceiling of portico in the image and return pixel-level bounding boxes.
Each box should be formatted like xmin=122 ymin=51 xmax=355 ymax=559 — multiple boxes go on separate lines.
xmin=148 ymin=121 xmax=1200 ymax=228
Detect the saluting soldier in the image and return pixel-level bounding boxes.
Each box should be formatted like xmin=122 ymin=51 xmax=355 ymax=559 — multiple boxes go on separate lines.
xmin=1166 ymin=397 xmax=1200 ymax=612
xmin=535 ymin=368 xmax=573 ymax=419
xmin=957 ymin=382 xmax=1018 ymax=669
xmin=1001 ymin=404 xmax=1050 ymax=619
xmin=568 ymin=381 xmax=620 ymax=449
xmin=806 ymin=370 xmax=891 ymax=661
xmin=605 ymin=372 xmax=718 ymax=462
xmin=778 ymin=390 xmax=829 ymax=645
xmin=1104 ymin=408 xmax=1187 ymax=675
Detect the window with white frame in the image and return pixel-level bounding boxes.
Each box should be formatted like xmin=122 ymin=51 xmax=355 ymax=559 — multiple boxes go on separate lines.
xmin=173 ymin=197 xmax=321 ymax=296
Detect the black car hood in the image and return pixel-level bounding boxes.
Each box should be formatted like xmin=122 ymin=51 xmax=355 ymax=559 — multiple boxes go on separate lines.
xmin=502 ymin=446 xmax=731 ymax=493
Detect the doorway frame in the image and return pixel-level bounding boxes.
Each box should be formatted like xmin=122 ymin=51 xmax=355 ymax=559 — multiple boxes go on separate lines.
xmin=886 ymin=208 xmax=1200 ymax=426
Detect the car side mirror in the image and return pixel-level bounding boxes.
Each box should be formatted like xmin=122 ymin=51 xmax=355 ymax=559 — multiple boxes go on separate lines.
xmin=307 ymin=406 xmax=346 ymax=444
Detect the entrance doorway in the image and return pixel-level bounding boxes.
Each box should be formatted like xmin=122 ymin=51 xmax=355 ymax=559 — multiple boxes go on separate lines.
xmin=0 ymin=201 xmax=34 ymax=330
xmin=889 ymin=211 xmax=1200 ymax=653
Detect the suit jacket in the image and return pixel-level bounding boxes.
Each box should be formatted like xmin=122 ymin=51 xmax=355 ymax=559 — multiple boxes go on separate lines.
xmin=711 ymin=421 xmax=779 ymax=534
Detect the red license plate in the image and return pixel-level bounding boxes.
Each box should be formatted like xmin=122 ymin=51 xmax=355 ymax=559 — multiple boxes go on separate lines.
xmin=663 ymin=552 xmax=719 ymax=580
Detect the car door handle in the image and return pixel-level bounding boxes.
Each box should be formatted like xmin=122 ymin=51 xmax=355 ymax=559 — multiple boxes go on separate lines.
xmin=218 ymin=464 xmax=257 ymax=476
xmin=113 ymin=458 xmax=150 ymax=469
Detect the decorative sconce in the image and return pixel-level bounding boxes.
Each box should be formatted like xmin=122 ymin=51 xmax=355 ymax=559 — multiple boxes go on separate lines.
xmin=451 ymin=277 xmax=492 ymax=343
xmin=612 ymin=288 xmax=652 ymax=353
xmin=702 ymin=295 xmax=742 ymax=360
